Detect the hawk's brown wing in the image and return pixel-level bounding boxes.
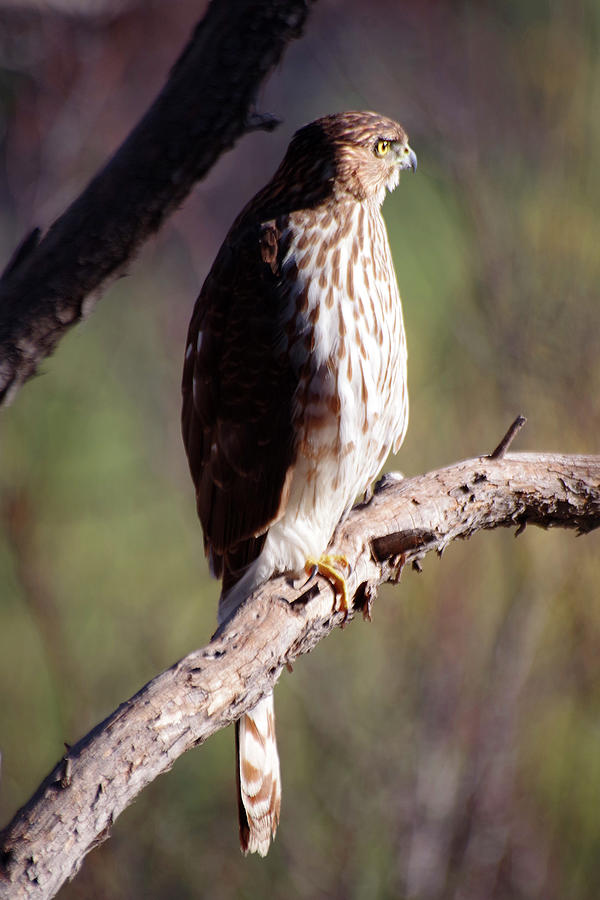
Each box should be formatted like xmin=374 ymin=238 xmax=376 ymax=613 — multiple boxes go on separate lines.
xmin=181 ymin=218 xmax=298 ymax=590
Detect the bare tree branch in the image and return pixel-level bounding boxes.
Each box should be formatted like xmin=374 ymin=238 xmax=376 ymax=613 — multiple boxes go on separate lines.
xmin=489 ymin=414 xmax=527 ymax=459
xmin=1 ymin=450 xmax=599 ymax=899
xmin=0 ymin=0 xmax=314 ymax=406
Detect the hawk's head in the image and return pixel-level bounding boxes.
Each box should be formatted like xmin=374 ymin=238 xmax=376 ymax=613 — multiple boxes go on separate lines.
xmin=281 ymin=111 xmax=417 ymax=207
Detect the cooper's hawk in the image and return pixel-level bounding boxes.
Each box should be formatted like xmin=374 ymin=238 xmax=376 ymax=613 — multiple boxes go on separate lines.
xmin=182 ymin=111 xmax=416 ymax=856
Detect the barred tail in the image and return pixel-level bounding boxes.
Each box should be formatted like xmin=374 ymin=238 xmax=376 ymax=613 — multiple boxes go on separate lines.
xmin=235 ymin=692 xmax=281 ymax=856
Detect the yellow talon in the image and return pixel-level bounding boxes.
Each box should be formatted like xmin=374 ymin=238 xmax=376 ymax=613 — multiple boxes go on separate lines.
xmin=305 ymin=554 xmax=351 ymax=617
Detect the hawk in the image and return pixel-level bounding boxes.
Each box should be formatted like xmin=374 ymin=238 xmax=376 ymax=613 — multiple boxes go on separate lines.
xmin=182 ymin=111 xmax=416 ymax=856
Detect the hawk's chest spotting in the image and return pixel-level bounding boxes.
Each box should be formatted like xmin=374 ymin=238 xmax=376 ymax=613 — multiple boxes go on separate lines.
xmin=275 ymin=199 xmax=408 ymax=503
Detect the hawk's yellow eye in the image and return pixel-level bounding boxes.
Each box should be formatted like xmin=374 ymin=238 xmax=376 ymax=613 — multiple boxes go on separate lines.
xmin=375 ymin=139 xmax=390 ymax=157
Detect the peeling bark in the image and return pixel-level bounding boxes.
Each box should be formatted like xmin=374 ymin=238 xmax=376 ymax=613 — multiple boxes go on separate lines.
xmin=1 ymin=451 xmax=599 ymax=899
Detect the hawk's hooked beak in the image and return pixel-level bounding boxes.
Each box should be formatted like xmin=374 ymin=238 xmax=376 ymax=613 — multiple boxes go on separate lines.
xmin=398 ymin=144 xmax=417 ymax=173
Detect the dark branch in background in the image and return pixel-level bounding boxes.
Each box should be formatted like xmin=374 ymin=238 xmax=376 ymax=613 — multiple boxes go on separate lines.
xmin=1 ymin=447 xmax=600 ymax=900
xmin=0 ymin=0 xmax=314 ymax=406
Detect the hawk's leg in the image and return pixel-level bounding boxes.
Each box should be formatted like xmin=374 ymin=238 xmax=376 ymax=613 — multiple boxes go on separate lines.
xmin=305 ymin=554 xmax=351 ymax=617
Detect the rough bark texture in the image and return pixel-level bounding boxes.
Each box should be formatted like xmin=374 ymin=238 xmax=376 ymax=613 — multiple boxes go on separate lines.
xmin=0 ymin=0 xmax=314 ymax=405
xmin=1 ymin=451 xmax=599 ymax=899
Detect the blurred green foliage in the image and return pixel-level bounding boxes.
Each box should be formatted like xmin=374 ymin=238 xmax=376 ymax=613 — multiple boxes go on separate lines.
xmin=1 ymin=1 xmax=600 ymax=897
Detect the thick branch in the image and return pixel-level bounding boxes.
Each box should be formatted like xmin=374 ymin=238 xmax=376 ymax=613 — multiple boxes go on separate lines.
xmin=1 ymin=451 xmax=599 ymax=898
xmin=0 ymin=0 xmax=313 ymax=405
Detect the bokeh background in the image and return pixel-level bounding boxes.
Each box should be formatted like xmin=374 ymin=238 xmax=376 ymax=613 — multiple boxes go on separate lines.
xmin=1 ymin=1 xmax=600 ymax=897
